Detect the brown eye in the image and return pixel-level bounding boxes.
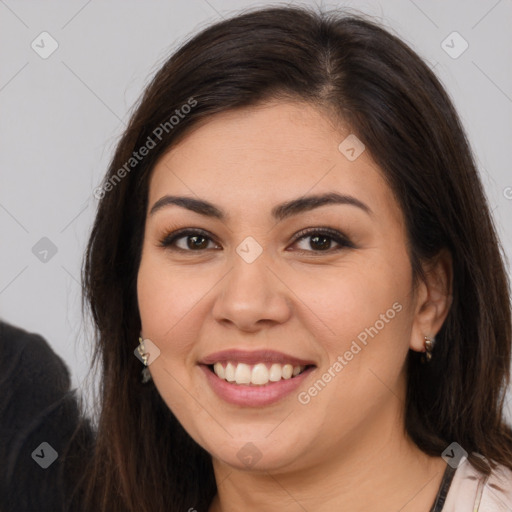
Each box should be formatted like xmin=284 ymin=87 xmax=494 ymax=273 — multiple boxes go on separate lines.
xmin=290 ymin=227 xmax=354 ymax=253
xmin=159 ymin=226 xmax=353 ymax=254
xmin=160 ymin=229 xmax=220 ymax=252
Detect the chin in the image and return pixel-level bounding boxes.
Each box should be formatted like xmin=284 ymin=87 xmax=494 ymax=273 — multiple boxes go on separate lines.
xmin=203 ymin=434 xmax=306 ymax=473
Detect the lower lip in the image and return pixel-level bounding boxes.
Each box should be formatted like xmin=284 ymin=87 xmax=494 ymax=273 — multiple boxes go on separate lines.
xmin=199 ymin=364 xmax=315 ymax=407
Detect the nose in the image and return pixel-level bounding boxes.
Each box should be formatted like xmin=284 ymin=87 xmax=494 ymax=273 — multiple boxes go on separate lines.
xmin=211 ymin=249 xmax=292 ymax=333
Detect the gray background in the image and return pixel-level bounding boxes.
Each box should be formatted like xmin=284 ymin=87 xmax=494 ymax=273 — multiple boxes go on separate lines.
xmin=1 ymin=0 xmax=511 ymax=421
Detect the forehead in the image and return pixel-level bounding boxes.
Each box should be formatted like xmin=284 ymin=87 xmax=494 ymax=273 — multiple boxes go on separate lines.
xmin=147 ymin=101 xmax=402 ymax=225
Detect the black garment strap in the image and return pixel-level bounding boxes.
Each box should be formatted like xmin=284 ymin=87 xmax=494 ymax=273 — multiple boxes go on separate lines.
xmin=429 ymin=463 xmax=457 ymax=512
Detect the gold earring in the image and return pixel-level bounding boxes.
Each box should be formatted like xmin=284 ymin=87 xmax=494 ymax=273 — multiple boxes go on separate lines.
xmin=138 ymin=336 xmax=152 ymax=383
xmin=421 ymin=335 xmax=436 ymax=363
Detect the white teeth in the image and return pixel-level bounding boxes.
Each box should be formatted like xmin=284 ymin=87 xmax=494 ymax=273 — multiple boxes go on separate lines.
xmin=225 ymin=362 xmax=236 ymax=382
xmin=213 ymin=362 xmax=225 ymax=379
xmin=212 ymin=361 xmax=306 ymax=385
xmin=269 ymin=363 xmax=282 ymax=382
xmin=234 ymin=363 xmax=252 ymax=384
xmin=251 ymin=363 xmax=269 ymax=385
xmin=282 ymin=364 xmax=293 ymax=379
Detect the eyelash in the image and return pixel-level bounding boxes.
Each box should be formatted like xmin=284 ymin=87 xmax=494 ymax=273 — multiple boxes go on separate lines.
xmin=158 ymin=226 xmax=354 ymax=254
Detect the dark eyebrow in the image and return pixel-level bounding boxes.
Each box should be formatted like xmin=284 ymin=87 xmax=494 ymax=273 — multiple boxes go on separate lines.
xmin=149 ymin=192 xmax=372 ymax=220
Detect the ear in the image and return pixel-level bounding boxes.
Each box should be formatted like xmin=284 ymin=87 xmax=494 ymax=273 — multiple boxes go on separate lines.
xmin=410 ymin=248 xmax=453 ymax=352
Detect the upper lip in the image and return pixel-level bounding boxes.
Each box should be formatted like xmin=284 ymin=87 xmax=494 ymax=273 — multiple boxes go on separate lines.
xmin=199 ymin=349 xmax=316 ymax=367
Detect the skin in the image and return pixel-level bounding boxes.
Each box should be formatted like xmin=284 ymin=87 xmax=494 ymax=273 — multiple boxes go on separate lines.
xmin=137 ymin=100 xmax=453 ymax=511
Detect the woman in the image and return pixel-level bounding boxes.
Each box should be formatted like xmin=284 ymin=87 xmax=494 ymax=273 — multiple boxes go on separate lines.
xmin=74 ymin=5 xmax=512 ymax=511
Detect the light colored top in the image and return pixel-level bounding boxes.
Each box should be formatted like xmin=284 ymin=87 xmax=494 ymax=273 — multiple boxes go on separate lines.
xmin=442 ymin=459 xmax=512 ymax=511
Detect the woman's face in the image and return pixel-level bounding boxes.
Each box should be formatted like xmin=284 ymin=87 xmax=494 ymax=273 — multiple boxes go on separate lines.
xmin=137 ymin=100 xmax=422 ymax=472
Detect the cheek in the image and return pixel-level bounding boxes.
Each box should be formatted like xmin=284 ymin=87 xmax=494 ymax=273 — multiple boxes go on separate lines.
xmin=297 ymin=255 xmax=410 ymax=344
xmin=292 ymin=260 xmax=412 ymax=430
xmin=136 ymin=253 xmax=207 ymax=413
xmin=137 ymin=251 xmax=195 ymax=355
xmin=137 ymin=249 xmax=224 ymax=366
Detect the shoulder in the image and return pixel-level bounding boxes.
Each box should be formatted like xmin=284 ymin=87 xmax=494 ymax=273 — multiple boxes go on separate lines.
xmin=0 ymin=319 xmax=71 ymax=390
xmin=443 ymin=455 xmax=512 ymax=511
xmin=480 ymin=462 xmax=512 ymax=510
xmin=0 ymin=320 xmax=95 ymax=512
xmin=0 ymin=320 xmax=72 ymax=429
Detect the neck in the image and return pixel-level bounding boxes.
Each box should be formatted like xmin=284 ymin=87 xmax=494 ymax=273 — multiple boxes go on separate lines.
xmin=208 ymin=402 xmax=447 ymax=512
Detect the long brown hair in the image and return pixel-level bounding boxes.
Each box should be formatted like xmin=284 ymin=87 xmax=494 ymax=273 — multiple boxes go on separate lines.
xmin=71 ymin=5 xmax=512 ymax=511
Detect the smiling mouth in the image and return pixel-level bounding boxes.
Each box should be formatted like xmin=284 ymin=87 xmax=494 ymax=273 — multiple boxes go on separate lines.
xmin=207 ymin=361 xmax=315 ymax=386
